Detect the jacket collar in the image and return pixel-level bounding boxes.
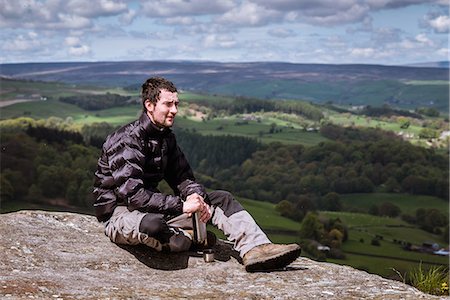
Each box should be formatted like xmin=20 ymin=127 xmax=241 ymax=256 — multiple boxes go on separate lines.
xmin=139 ymin=112 xmax=171 ymax=136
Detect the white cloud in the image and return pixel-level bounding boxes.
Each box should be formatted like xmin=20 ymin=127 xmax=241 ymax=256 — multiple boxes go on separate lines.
xmin=436 ymin=47 xmax=449 ymax=58
xmin=398 ymin=38 xmax=417 ymax=50
xmin=322 ymin=36 xmax=347 ymax=49
xmin=371 ymin=27 xmax=402 ymax=44
xmin=54 ymin=13 xmax=92 ymax=30
xmin=66 ymin=0 xmax=127 ymax=17
xmin=267 ymin=27 xmax=296 ymax=38
xmin=202 ymin=34 xmax=236 ymax=48
xmin=415 ymin=33 xmax=434 ymax=46
xmin=250 ymin=0 xmax=369 ymax=26
xmin=218 ymin=1 xmax=281 ymax=26
xmin=120 ymin=9 xmax=137 ymax=25
xmin=0 ymin=0 xmax=447 ymax=64
xmin=164 ymin=17 xmax=195 ymax=26
xmin=140 ymin=0 xmax=234 ymax=17
xmin=0 ymin=0 xmax=130 ymax=30
xmin=350 ymin=47 xmax=376 ymax=58
xmin=65 ymin=36 xmax=81 ymax=47
xmin=64 ymin=35 xmax=91 ymax=57
xmin=428 ymin=15 xmax=450 ymax=33
xmin=365 ymin=0 xmax=447 ymax=9
xmin=305 ymin=4 xmax=369 ymax=26
xmin=69 ymin=44 xmax=91 ymax=56
xmin=249 ymin=0 xmax=448 ymax=27
xmin=3 ymin=32 xmax=41 ymax=51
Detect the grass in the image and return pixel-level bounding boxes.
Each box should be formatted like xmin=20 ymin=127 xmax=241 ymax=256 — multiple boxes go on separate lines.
xmin=327 ymin=112 xmax=426 ymax=137
xmin=340 ymin=193 xmax=448 ymax=217
xmin=0 ymin=78 xmax=128 ymax=102
xmin=0 ymin=99 xmax=86 ymax=119
xmin=238 ymin=197 xmax=300 ymax=231
xmin=322 ymin=210 xmax=448 ymax=278
xmin=1 ymin=79 xmax=447 ymax=148
xmin=175 ymin=115 xmax=328 ymax=146
xmin=407 ymin=263 xmax=449 ymax=296
xmin=328 ymin=252 xmax=444 ymax=279
xmin=323 ymin=211 xmax=446 ymax=245
xmin=180 ymin=92 xmax=234 ymax=104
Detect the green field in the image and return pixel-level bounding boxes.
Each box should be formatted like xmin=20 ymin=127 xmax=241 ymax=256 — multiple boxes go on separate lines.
xmin=0 ymin=79 xmax=122 ymax=101
xmin=1 ymin=78 xmax=448 ymax=148
xmin=327 ymin=253 xmax=434 ymax=279
xmin=322 ymin=211 xmax=448 ymax=277
xmin=175 ymin=116 xmax=328 ymax=146
xmin=340 ymin=193 xmax=449 ymax=217
xmin=0 ymin=97 xmax=328 ymax=147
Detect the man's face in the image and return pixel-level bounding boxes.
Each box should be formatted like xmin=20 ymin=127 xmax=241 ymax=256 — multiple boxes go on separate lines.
xmin=145 ymin=89 xmax=179 ymax=128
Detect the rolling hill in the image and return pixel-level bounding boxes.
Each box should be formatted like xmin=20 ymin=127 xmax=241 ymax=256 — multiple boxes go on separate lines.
xmin=1 ymin=61 xmax=448 ymax=112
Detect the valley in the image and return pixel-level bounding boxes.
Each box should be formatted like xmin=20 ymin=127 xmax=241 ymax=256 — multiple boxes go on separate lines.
xmin=0 ymin=63 xmax=448 ymax=282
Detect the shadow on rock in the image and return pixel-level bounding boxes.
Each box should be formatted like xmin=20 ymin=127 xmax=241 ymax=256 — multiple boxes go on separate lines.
xmin=118 ymin=244 xmax=190 ymax=270
xmin=117 ymin=240 xmax=242 ymax=271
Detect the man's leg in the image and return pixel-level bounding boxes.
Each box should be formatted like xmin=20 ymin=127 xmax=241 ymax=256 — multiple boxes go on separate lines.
xmin=104 ymin=206 xmax=192 ymax=252
xmin=208 ymin=190 xmax=301 ymax=272
xmin=104 ymin=206 xmax=163 ymax=251
xmin=207 ymin=190 xmax=271 ymax=256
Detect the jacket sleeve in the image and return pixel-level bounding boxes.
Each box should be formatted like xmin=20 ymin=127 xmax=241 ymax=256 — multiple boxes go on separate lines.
xmin=164 ymin=134 xmax=207 ymax=201
xmin=106 ymin=135 xmax=183 ymax=215
xmin=93 ymin=151 xmax=118 ymax=222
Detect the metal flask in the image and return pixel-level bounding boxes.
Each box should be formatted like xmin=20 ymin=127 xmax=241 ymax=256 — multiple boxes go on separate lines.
xmin=203 ymin=249 xmax=215 ymax=262
xmin=192 ymin=211 xmax=207 ymax=244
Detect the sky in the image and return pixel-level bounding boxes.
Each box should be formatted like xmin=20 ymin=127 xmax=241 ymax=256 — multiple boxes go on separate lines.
xmin=0 ymin=0 xmax=449 ymax=65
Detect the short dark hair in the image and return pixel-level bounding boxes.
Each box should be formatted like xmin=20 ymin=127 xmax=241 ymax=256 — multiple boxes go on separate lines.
xmin=141 ymin=77 xmax=178 ymax=108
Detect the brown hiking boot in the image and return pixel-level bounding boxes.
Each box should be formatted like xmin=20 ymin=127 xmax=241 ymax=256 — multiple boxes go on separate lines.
xmin=243 ymin=243 xmax=301 ymax=272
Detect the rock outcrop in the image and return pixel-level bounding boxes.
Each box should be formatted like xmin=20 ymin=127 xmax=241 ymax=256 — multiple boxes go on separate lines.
xmin=0 ymin=210 xmax=443 ymax=299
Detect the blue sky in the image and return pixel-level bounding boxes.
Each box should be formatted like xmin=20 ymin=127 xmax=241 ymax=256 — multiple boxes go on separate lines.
xmin=0 ymin=0 xmax=448 ymax=65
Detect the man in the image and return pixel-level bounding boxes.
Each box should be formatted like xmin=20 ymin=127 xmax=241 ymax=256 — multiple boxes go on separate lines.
xmin=93 ymin=77 xmax=301 ymax=272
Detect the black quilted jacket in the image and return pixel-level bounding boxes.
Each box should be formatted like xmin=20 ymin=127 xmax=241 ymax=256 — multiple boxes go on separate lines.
xmin=93 ymin=113 xmax=206 ymax=222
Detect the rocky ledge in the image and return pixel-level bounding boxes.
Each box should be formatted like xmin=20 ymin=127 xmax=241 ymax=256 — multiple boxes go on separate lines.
xmin=0 ymin=210 xmax=444 ymax=299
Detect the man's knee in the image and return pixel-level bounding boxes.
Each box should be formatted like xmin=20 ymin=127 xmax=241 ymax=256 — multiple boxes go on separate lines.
xmin=139 ymin=214 xmax=172 ymax=243
xmin=208 ymin=190 xmax=244 ymax=217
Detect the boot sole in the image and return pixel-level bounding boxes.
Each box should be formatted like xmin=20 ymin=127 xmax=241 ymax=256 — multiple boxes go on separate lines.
xmin=245 ymin=247 xmax=301 ymax=272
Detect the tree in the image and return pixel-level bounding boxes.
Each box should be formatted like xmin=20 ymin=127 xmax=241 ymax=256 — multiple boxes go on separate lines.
xmin=419 ymin=128 xmax=438 ymax=139
xmin=398 ymin=117 xmax=410 ymax=129
xmin=328 ymin=228 xmax=344 ymax=248
xmin=2 ymin=169 xmax=28 ymax=199
xmin=443 ymin=225 xmax=449 ymax=243
xmin=379 ymin=202 xmax=401 ymax=218
xmin=37 ymin=165 xmax=69 ymax=198
xmin=415 ymin=208 xmax=448 ymax=233
xmin=401 ymin=175 xmax=431 ymax=195
xmin=384 ymin=177 xmax=401 ymax=193
xmin=369 ymin=204 xmax=379 ymax=216
xmin=275 ymin=200 xmax=302 ymax=221
xmin=26 ymin=184 xmax=43 ymax=201
xmin=299 ymin=212 xmax=325 ymax=242
xmin=0 ymin=175 xmax=14 ymax=201
xmin=321 ymin=192 xmax=342 ymax=211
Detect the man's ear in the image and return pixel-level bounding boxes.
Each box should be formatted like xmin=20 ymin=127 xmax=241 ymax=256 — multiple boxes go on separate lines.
xmin=144 ymin=99 xmax=154 ymax=113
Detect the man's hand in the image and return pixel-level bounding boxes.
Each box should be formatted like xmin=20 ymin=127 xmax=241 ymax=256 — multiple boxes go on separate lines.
xmin=183 ymin=193 xmax=211 ymax=223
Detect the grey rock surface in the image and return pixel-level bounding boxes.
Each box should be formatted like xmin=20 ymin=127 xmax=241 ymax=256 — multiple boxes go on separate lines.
xmin=0 ymin=210 xmax=442 ymax=299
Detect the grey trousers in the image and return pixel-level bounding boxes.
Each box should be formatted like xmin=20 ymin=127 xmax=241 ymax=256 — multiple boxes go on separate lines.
xmin=104 ymin=190 xmax=271 ymax=257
